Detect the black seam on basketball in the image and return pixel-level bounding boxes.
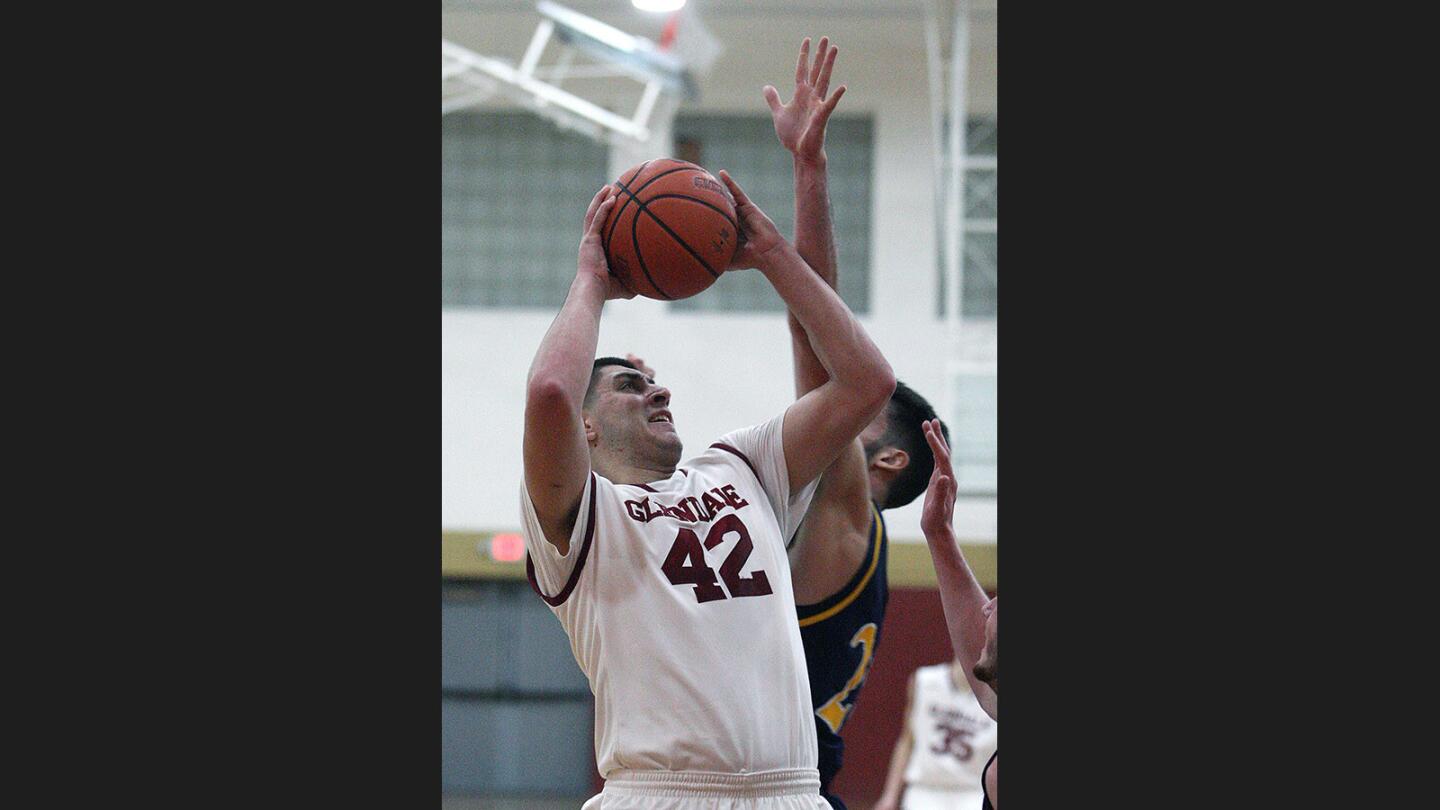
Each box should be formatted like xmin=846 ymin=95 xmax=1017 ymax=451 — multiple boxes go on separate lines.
xmin=607 ymin=165 xmax=707 ymax=251
xmin=635 ymin=204 xmax=724 ymax=280
xmin=639 ymin=193 xmax=738 ymax=232
xmin=630 ymin=202 xmax=675 ymax=299
xmin=603 ymin=161 xmax=649 ymax=257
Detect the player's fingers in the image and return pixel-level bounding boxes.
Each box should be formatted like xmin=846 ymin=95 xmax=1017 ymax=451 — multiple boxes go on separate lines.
xmin=762 ymin=85 xmax=783 ymax=115
xmin=587 ymin=193 xmax=616 ymax=237
xmin=816 ymin=47 xmax=838 ymax=99
xmin=583 ymin=185 xmax=608 ymax=229
xmin=718 ymin=170 xmax=751 ymax=207
xmin=795 ymin=37 xmax=810 ymax=85
xmin=817 ymin=85 xmax=846 ymax=121
xmin=924 ymin=420 xmax=952 ymax=467
xmin=810 ymin=37 xmax=829 ymax=86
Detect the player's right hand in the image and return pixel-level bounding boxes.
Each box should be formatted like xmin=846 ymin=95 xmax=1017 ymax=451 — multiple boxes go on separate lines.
xmin=718 ymin=170 xmax=786 ymax=270
xmin=578 ymin=185 xmax=635 ymax=300
xmin=920 ymin=418 xmax=957 ymax=538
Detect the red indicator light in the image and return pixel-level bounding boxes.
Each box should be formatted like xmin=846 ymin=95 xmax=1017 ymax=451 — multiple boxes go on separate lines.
xmin=490 ymin=533 xmax=525 ymax=562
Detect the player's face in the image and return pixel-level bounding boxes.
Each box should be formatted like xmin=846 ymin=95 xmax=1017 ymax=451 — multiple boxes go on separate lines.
xmin=973 ymin=596 xmax=999 ymax=690
xmin=588 ymin=366 xmax=683 ymax=466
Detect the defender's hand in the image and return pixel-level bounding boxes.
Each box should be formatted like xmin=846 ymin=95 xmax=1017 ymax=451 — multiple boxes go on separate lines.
xmin=763 ymin=36 xmax=847 ymax=163
xmin=920 ymin=419 xmax=957 ymax=538
xmin=578 ymin=185 xmax=635 ymax=300
xmin=719 ymin=170 xmax=785 ymax=270
xmin=624 ymin=354 xmax=656 ymax=380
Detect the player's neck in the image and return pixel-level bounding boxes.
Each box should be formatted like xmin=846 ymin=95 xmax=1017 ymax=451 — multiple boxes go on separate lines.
xmin=593 ymin=456 xmax=675 ymax=486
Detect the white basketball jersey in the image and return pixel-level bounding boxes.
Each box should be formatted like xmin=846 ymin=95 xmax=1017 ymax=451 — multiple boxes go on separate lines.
xmin=903 ymin=664 xmax=998 ymax=793
xmin=521 ymin=412 xmax=821 ymax=778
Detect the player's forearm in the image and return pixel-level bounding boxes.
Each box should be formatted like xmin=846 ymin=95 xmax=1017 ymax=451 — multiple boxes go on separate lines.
xmin=759 ymin=244 xmax=893 ymax=407
xmin=792 ymin=156 xmax=838 ymax=289
xmin=787 ymin=156 xmax=838 ymax=398
xmin=925 ymin=525 xmax=991 ymax=673
xmin=527 ymin=274 xmax=608 ymax=408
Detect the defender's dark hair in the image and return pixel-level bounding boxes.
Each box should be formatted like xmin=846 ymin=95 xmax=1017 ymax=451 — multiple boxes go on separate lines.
xmin=583 ymin=357 xmax=641 ymax=407
xmin=872 ymin=380 xmax=949 ymax=510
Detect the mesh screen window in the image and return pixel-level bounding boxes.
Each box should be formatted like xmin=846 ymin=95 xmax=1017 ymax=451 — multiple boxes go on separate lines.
xmin=442 ymin=111 xmax=609 ymax=308
xmin=938 ymin=116 xmax=997 ymax=318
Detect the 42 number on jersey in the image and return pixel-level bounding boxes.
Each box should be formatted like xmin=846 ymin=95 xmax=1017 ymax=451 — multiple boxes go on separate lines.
xmin=661 ymin=514 xmax=772 ymax=603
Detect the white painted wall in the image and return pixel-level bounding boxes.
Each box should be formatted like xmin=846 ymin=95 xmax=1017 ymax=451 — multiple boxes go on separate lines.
xmin=442 ymin=1 xmax=997 ymax=542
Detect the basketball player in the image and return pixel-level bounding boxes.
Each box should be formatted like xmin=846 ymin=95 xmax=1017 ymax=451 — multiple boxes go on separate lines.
xmin=520 ymin=173 xmax=896 ymax=809
xmin=763 ymin=37 xmax=951 ymax=809
xmin=873 ymin=659 xmax=997 ymax=810
xmin=918 ymin=419 xmax=999 ymax=808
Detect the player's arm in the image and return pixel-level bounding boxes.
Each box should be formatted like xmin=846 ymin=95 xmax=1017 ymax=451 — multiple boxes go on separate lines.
xmin=919 ymin=419 xmax=998 ymax=719
xmin=764 ymin=36 xmax=847 ymax=399
xmin=721 ymin=170 xmax=895 ymax=494
xmin=523 ymin=187 xmax=630 ymax=552
xmin=873 ymin=671 xmax=919 ymax=810
xmin=764 ymin=38 xmax=873 ymax=542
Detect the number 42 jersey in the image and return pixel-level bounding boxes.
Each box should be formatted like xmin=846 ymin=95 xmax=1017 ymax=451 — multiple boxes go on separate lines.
xmin=520 ymin=412 xmax=821 ymax=779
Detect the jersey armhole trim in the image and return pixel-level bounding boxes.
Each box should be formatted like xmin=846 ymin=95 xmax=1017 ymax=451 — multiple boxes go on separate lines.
xmin=797 ymin=502 xmax=885 ymax=627
xmin=525 ymin=471 xmax=597 ymax=607
xmin=710 ymin=442 xmax=762 ymax=485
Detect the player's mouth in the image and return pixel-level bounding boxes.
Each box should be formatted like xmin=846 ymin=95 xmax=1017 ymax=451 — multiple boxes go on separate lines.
xmin=647 ymin=410 xmax=674 ymax=429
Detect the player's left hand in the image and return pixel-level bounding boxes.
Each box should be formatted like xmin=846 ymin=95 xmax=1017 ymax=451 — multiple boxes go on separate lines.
xmin=719 ymin=170 xmax=786 ymax=270
xmin=624 ymin=354 xmax=656 ymax=380
xmin=920 ymin=419 xmax=957 ymax=538
xmin=764 ymin=36 xmax=847 ymax=164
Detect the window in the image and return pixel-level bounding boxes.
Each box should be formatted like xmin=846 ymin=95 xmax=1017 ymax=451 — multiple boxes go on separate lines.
xmin=951 ymin=371 xmax=997 ymax=494
xmin=938 ymin=116 xmax=997 ymax=317
xmin=442 ymin=111 xmax=609 ymax=308
xmin=668 ymin=114 xmax=874 ymax=314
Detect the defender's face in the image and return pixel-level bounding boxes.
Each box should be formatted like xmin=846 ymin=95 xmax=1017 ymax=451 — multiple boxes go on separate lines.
xmin=858 ymin=407 xmax=890 ymax=457
xmin=974 ymin=596 xmax=999 ymax=689
xmin=587 ymin=366 xmax=682 ymax=464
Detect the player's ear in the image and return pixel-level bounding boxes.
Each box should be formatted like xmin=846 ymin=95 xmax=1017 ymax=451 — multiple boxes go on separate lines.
xmin=870 ymin=447 xmax=909 ymax=473
xmin=582 ymin=414 xmax=599 ymax=446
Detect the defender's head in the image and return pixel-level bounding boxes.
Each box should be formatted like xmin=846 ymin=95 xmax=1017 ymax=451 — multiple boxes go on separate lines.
xmin=973 ymin=596 xmax=998 ymax=692
xmin=582 ymin=357 xmax=683 ymax=471
xmin=859 ymin=381 xmax=949 ymax=510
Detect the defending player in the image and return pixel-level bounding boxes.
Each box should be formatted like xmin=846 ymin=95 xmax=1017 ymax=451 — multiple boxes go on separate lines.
xmin=918 ymin=419 xmax=999 ymax=808
xmin=873 ymin=659 xmax=997 ymax=810
xmin=520 ymin=175 xmax=895 ymax=809
xmin=763 ymin=37 xmax=951 ymax=809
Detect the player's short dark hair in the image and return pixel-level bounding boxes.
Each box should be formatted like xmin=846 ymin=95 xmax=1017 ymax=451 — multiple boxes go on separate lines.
xmin=584 ymin=357 xmax=641 ymax=407
xmin=870 ymin=380 xmax=949 ymax=510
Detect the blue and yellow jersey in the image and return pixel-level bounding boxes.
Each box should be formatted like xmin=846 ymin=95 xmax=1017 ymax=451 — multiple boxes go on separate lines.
xmin=795 ymin=501 xmax=889 ymax=801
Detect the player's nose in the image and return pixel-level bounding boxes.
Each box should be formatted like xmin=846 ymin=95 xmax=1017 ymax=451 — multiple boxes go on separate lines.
xmin=648 ymin=386 xmax=671 ymax=407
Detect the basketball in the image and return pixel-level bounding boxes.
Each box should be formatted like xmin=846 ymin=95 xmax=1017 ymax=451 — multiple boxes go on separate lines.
xmin=601 ymin=159 xmax=740 ymax=300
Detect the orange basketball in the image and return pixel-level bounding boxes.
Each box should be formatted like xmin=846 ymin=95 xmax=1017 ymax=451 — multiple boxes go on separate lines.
xmin=601 ymin=159 xmax=739 ymax=300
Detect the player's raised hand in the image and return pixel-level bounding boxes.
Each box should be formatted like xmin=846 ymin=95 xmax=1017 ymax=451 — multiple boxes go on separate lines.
xmin=763 ymin=36 xmax=847 ymax=164
xmin=719 ymin=170 xmax=785 ymax=270
xmin=920 ymin=419 xmax=958 ymax=539
xmin=578 ymin=185 xmax=635 ymax=300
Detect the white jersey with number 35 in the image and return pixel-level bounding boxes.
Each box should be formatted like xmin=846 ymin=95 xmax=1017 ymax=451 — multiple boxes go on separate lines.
xmin=521 ymin=412 xmax=820 ymax=778
xmin=904 ymin=663 xmax=998 ymax=800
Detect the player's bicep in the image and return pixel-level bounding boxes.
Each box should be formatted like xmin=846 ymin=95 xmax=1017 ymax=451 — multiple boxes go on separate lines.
xmin=782 ymin=381 xmax=885 ymax=494
xmin=523 ymin=383 xmax=591 ymax=551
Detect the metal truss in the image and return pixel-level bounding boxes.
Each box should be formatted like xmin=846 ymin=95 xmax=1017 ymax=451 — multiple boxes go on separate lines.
xmin=441 ymin=1 xmax=696 ymax=146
